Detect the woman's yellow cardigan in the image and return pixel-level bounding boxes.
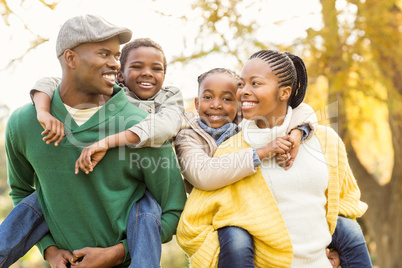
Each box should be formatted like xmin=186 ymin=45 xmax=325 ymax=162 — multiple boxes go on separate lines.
xmin=176 ymin=125 xmax=368 ymax=268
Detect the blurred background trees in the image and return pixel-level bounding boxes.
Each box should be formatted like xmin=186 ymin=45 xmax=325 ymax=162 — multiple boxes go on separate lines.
xmin=1 ymin=0 xmax=401 ymax=267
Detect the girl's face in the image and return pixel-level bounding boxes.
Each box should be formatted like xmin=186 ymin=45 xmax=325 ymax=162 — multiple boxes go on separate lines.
xmin=195 ymin=73 xmax=238 ymax=129
xmin=118 ymin=46 xmax=165 ymax=100
xmin=237 ymin=58 xmax=290 ymax=128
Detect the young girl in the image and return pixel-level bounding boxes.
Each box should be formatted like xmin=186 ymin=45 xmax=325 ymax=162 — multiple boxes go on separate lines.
xmin=176 ymin=52 xmax=371 ymax=268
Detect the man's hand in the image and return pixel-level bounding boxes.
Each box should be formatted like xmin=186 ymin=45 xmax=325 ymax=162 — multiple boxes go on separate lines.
xmin=75 ymin=139 xmax=109 ymax=174
xmin=44 ymin=245 xmax=74 ymax=268
xmin=70 ymin=244 xmax=125 ymax=268
xmin=326 ymin=248 xmax=341 ymax=268
xmin=37 ymin=110 xmax=65 ymax=146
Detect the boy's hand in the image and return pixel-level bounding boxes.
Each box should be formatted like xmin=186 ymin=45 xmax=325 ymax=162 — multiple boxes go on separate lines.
xmin=75 ymin=139 xmax=109 ymax=174
xmin=277 ymin=129 xmax=303 ymax=170
xmin=326 ymin=248 xmax=341 ymax=268
xmin=44 ymin=245 xmax=73 ymax=268
xmin=37 ymin=110 xmax=65 ymax=146
xmin=70 ymin=244 xmax=125 ymax=268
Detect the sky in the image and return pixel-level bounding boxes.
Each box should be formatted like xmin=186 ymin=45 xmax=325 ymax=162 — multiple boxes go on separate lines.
xmin=0 ymin=0 xmax=322 ymax=114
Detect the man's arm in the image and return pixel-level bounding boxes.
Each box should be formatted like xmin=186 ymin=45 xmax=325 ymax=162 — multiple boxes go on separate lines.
xmin=5 ymin=115 xmax=36 ymax=205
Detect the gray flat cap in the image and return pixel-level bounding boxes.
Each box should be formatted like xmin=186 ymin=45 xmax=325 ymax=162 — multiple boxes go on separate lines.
xmin=56 ymin=14 xmax=132 ymax=58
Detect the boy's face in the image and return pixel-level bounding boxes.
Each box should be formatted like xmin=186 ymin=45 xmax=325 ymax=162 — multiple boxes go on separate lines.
xmin=195 ymin=73 xmax=238 ymax=129
xmin=118 ymin=46 xmax=165 ymax=100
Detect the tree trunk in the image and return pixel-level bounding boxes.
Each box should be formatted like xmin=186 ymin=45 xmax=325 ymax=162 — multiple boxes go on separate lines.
xmin=319 ymin=0 xmax=402 ymax=266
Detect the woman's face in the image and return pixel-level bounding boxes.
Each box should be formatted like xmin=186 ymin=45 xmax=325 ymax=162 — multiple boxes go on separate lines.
xmin=195 ymin=73 xmax=238 ymax=129
xmin=237 ymin=58 xmax=288 ymax=128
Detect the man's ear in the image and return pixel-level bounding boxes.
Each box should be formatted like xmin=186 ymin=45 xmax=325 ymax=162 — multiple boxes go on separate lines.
xmin=117 ymin=71 xmax=124 ymax=83
xmin=279 ymin=86 xmax=291 ymax=102
xmin=64 ymin=49 xmax=77 ymax=69
xmin=194 ymin=97 xmax=200 ymax=112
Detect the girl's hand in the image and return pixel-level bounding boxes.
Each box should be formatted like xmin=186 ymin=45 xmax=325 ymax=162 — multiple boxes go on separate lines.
xmin=37 ymin=110 xmax=65 ymax=146
xmin=257 ymin=136 xmax=294 ymax=160
xmin=75 ymin=139 xmax=109 ymax=174
xmin=277 ymin=128 xmax=303 ymax=170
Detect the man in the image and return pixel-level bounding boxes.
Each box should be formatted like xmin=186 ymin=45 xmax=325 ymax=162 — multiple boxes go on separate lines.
xmin=3 ymin=14 xmax=186 ymax=267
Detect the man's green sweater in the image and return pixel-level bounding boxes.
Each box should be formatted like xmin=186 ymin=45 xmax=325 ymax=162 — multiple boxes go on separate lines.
xmin=5 ymin=86 xmax=186 ymax=267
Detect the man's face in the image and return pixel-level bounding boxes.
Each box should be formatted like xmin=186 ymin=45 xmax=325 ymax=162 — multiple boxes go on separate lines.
xmin=72 ymin=36 xmax=121 ymax=97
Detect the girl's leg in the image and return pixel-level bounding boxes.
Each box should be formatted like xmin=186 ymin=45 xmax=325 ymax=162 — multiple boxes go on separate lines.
xmin=329 ymin=216 xmax=372 ymax=268
xmin=0 ymin=192 xmax=49 ymax=268
xmin=127 ymin=190 xmax=162 ymax=268
xmin=218 ymin=226 xmax=254 ymax=268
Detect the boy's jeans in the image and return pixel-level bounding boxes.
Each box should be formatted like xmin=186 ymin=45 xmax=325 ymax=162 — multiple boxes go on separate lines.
xmin=0 ymin=190 xmax=162 ymax=268
xmin=127 ymin=190 xmax=162 ymax=268
xmin=218 ymin=217 xmax=372 ymax=268
xmin=0 ymin=192 xmax=49 ymax=267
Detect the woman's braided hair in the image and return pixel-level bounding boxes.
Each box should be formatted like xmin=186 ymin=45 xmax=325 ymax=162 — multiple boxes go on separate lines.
xmin=248 ymin=50 xmax=308 ymax=108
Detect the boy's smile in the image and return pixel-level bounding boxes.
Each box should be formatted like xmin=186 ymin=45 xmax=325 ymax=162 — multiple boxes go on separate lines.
xmin=118 ymin=46 xmax=165 ymax=100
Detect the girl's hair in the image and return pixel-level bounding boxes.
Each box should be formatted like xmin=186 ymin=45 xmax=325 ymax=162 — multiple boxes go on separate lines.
xmin=248 ymin=50 xmax=307 ymax=108
xmin=120 ymin=38 xmax=167 ymax=74
xmin=197 ymin=68 xmax=239 ymax=91
xmin=197 ymin=67 xmax=242 ymax=124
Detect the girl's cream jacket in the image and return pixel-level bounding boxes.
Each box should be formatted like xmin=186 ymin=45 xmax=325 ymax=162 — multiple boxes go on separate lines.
xmin=174 ymin=103 xmax=318 ymax=193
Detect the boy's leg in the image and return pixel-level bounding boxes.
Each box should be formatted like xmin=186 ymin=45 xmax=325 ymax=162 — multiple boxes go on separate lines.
xmin=329 ymin=216 xmax=372 ymax=268
xmin=127 ymin=190 xmax=162 ymax=268
xmin=0 ymin=192 xmax=49 ymax=268
xmin=218 ymin=226 xmax=254 ymax=268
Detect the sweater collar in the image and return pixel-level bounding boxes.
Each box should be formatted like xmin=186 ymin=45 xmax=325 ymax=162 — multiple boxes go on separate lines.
xmin=51 ymin=84 xmax=128 ymax=133
xmin=241 ymin=107 xmax=293 ymax=148
xmin=197 ymin=118 xmax=239 ymax=146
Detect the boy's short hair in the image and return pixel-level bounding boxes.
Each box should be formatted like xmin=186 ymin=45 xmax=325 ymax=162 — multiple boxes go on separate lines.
xmin=120 ymin=38 xmax=167 ymax=74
